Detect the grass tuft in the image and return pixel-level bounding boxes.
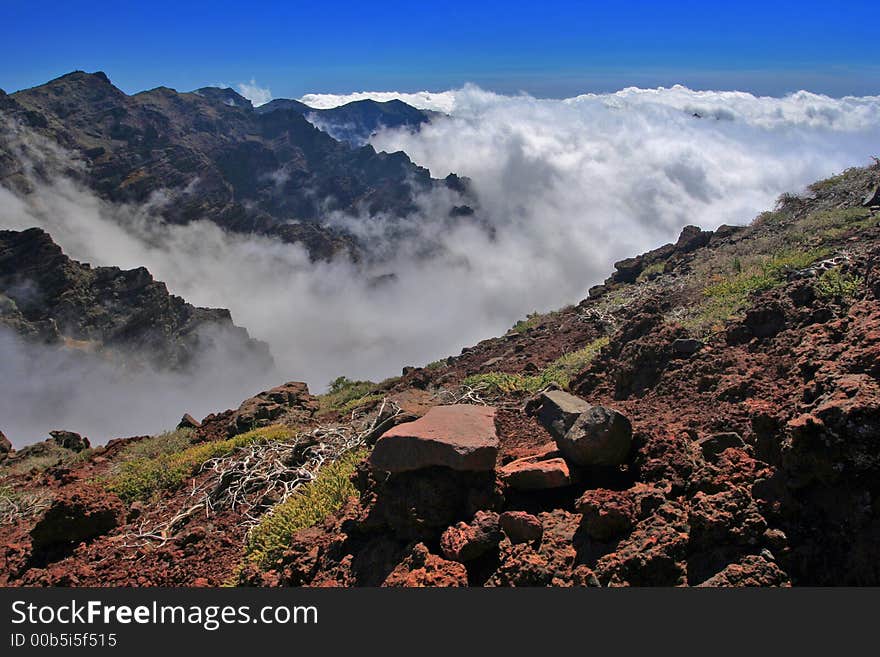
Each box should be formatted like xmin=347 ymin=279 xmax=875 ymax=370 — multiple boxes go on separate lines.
xmin=105 ymin=425 xmax=295 ymax=503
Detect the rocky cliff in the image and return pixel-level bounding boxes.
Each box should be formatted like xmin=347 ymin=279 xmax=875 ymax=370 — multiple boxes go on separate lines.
xmin=0 ymin=226 xmax=270 ymax=371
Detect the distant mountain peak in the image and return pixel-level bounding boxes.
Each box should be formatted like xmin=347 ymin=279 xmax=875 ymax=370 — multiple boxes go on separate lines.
xmin=192 ymin=86 xmax=253 ymax=109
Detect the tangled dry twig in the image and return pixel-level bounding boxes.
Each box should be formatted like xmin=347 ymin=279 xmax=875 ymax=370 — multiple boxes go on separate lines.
xmin=123 ymin=399 xmax=403 ymax=547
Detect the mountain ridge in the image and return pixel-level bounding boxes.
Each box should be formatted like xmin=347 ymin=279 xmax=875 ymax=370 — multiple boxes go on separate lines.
xmin=2 ymin=70 xmax=468 ymax=261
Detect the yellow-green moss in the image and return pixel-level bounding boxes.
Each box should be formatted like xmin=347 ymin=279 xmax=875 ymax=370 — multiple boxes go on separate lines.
xmin=243 ymin=447 xmax=366 ymax=571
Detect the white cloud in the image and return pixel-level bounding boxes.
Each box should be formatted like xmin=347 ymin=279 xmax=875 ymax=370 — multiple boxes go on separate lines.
xmin=2 ymin=84 xmax=880 ymax=444
xmin=237 ymin=78 xmax=272 ymax=107
xmin=300 ymin=89 xmax=458 ymax=113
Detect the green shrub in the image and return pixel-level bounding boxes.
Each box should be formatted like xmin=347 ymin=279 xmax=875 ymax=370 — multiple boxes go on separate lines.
xmin=815 ymin=268 xmax=863 ymax=301
xmin=106 ymin=425 xmax=295 ymax=503
xmin=511 ymin=312 xmax=543 ymax=334
xmin=463 ymin=337 xmax=609 ymax=395
xmin=319 ymin=377 xmax=377 ymax=415
xmin=116 ymin=429 xmax=194 ymax=462
xmin=243 ymin=448 xmax=366 ymax=571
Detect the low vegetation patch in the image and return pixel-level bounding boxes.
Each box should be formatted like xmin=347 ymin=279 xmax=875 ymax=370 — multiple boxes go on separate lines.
xmin=0 ymin=485 xmax=52 ymax=522
xmin=116 ymin=429 xmax=195 ymax=462
xmin=463 ymin=336 xmax=610 ymax=395
xmin=242 ymin=447 xmax=366 ymax=571
xmin=106 ymin=425 xmax=295 ymax=503
xmin=510 ymin=311 xmax=545 ymax=334
xmin=815 ymin=268 xmax=864 ymax=301
xmin=319 ymin=376 xmax=378 ymax=416
xmin=674 ymin=247 xmax=831 ymax=337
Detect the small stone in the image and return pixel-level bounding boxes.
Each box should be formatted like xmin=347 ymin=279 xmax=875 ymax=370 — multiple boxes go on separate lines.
xmin=557 ymin=406 xmax=632 ymax=466
xmin=500 ymin=511 xmax=543 ymax=544
xmin=697 ymin=432 xmax=745 ymax=460
xmin=499 ymin=456 xmax=573 ymax=490
xmin=534 ymin=390 xmax=591 ymax=440
xmin=439 ymin=511 xmax=502 ymax=561
xmin=672 ymin=338 xmax=703 ymax=356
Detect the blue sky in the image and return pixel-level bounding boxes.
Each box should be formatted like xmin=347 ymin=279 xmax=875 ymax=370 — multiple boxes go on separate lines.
xmin=1 ymin=1 xmax=877 ymax=98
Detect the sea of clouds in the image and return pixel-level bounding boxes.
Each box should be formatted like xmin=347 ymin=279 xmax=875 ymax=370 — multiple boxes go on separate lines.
xmin=2 ymin=84 xmax=879 ymax=444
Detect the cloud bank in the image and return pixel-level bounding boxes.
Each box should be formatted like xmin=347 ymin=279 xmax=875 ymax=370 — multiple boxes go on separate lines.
xmin=2 ymin=84 xmax=879 ymax=444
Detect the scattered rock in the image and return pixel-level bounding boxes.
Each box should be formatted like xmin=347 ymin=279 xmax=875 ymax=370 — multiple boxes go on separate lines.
xmin=594 ymin=503 xmax=690 ymax=586
xmin=674 ymin=225 xmax=713 ymax=253
xmin=370 ymin=405 xmax=498 ymax=473
xmin=499 ymin=511 xmax=543 ymax=544
xmin=863 ymin=184 xmax=880 ymax=207
xmin=29 ymin=485 xmax=124 ymax=567
xmin=0 ymin=430 xmax=11 ymax=459
xmin=49 ymin=430 xmax=90 ymax=452
xmin=177 ymin=414 xmax=201 ymax=430
xmin=743 ymin=302 xmax=787 ymax=339
xmin=383 ymin=544 xmax=468 ymax=587
xmin=228 ymin=381 xmax=318 ymax=435
xmin=698 ymin=555 xmax=791 ymax=587
xmin=557 ymin=406 xmax=632 ymax=466
xmin=532 ymin=389 xmax=590 ymax=440
xmin=440 ymin=511 xmax=502 ymax=561
xmin=499 ymin=456 xmax=573 ymax=490
xmin=697 ymin=432 xmax=745 ymax=460
xmin=672 ymin=338 xmax=703 ymax=357
xmin=575 ymin=488 xmax=636 ymax=540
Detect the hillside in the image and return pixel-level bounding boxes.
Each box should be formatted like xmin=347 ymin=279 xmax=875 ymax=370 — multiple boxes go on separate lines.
xmin=1 ymin=71 xmax=467 ymax=260
xmin=1 ymin=163 xmax=878 ymax=586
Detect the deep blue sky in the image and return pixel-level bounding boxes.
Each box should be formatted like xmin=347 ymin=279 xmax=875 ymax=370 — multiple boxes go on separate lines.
xmin=1 ymin=1 xmax=877 ymax=98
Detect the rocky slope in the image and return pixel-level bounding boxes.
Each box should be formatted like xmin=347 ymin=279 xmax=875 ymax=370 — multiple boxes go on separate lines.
xmin=1 ymin=163 xmax=878 ymax=587
xmin=1 ymin=71 xmax=467 ymax=259
xmin=0 ymin=226 xmax=270 ymax=371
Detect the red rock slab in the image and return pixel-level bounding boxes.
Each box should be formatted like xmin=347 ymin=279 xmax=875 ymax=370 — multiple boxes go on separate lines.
xmin=499 ymin=456 xmax=573 ymax=490
xmin=370 ymin=405 xmax=498 ymax=473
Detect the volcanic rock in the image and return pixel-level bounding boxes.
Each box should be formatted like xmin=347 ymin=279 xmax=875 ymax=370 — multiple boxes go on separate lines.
xmin=29 ymin=485 xmax=125 ymax=567
xmin=697 ymin=432 xmax=745 ymax=460
xmin=0 ymin=430 xmax=11 ymax=459
xmin=49 ymin=430 xmax=90 ymax=452
xmin=177 ymin=414 xmax=202 ymax=430
xmin=698 ymin=555 xmax=791 ymax=587
xmin=575 ymin=488 xmax=637 ymax=540
xmin=499 ymin=511 xmax=543 ymax=544
xmin=532 ymin=390 xmax=591 ymax=440
xmin=556 ymin=405 xmax=632 ymax=466
xmin=439 ymin=511 xmax=502 ymax=562
xmin=369 ymin=405 xmax=498 ymax=472
xmin=228 ymin=382 xmax=318 ymax=435
xmin=499 ymin=456 xmax=573 ymax=490
xmin=382 ymin=544 xmax=468 ymax=587
xmin=672 ymin=338 xmax=704 ymax=356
